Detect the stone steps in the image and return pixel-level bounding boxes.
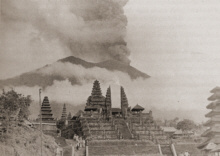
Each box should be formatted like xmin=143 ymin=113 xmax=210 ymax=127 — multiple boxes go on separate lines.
xmin=161 ymin=145 xmax=173 ymax=156
xmin=115 ymin=120 xmax=132 ymax=139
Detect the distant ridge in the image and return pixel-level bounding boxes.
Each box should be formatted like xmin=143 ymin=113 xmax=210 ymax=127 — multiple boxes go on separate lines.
xmin=0 ymin=56 xmax=150 ymax=88
xmin=60 ymin=56 xmax=150 ymax=79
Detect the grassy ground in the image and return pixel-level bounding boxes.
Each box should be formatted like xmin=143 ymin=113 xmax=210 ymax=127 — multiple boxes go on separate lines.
xmin=175 ymin=143 xmax=202 ymax=156
xmin=0 ymin=123 xmax=58 ymax=156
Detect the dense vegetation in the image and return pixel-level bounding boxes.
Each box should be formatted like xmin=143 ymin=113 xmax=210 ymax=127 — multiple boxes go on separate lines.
xmin=0 ymin=89 xmax=32 ymax=134
xmin=177 ymin=119 xmax=197 ymax=131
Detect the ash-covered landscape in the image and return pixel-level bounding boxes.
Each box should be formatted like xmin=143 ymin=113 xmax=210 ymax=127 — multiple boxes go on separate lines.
xmin=1 ymin=0 xmax=220 ymax=156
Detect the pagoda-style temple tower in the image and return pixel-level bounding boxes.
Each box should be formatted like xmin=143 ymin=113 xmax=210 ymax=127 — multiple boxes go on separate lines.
xmin=61 ymin=104 xmax=67 ymax=120
xmin=121 ymin=86 xmax=129 ymax=119
xmin=40 ymin=96 xmax=54 ymax=122
xmin=86 ymin=80 xmax=105 ymax=109
xmin=105 ymin=87 xmax=112 ymax=120
xmin=198 ymin=87 xmax=220 ymax=154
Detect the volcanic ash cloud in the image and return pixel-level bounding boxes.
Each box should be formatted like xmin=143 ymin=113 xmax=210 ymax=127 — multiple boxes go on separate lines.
xmin=1 ymin=0 xmax=131 ymax=65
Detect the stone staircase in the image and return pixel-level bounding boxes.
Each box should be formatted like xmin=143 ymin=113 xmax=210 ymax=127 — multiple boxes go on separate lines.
xmin=161 ymin=145 xmax=173 ymax=156
xmin=115 ymin=119 xmax=132 ymax=139
xmin=75 ymin=147 xmax=85 ymax=156
xmin=81 ymin=118 xmax=118 ymax=140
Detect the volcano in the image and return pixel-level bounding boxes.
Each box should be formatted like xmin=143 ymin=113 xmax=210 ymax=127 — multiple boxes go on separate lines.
xmin=0 ymin=56 xmax=150 ymax=88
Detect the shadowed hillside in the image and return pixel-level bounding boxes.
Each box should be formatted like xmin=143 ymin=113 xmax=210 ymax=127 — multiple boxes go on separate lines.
xmin=0 ymin=124 xmax=58 ymax=156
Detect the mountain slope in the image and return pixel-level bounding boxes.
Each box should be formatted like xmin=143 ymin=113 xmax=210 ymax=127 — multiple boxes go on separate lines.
xmin=0 ymin=56 xmax=150 ymax=88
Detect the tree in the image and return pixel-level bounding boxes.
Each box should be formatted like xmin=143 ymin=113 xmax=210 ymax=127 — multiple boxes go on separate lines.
xmin=0 ymin=90 xmax=32 ymax=133
xmin=169 ymin=117 xmax=179 ymax=127
xmin=177 ymin=119 xmax=196 ymax=131
xmin=56 ymin=120 xmax=65 ymax=130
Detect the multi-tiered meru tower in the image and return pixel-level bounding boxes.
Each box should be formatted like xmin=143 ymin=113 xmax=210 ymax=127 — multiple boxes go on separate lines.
xmin=198 ymin=87 xmax=220 ymax=154
xmin=61 ymin=103 xmax=67 ymax=120
xmin=84 ymin=80 xmax=147 ymax=120
xmin=121 ymin=86 xmax=129 ymax=119
xmin=40 ymin=96 xmax=54 ymax=122
xmin=105 ymin=87 xmax=112 ymax=120
xmin=86 ymin=80 xmax=105 ymax=108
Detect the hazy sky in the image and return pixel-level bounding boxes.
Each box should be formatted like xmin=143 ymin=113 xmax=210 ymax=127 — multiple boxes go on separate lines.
xmin=1 ymin=0 xmax=220 ymax=121
xmin=125 ymin=0 xmax=220 ymax=120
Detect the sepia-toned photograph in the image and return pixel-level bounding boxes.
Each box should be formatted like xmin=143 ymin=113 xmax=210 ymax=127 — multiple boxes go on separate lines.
xmin=0 ymin=0 xmax=220 ymax=155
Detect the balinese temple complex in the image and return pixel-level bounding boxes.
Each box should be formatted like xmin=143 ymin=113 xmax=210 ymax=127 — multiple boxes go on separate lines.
xmin=198 ymin=87 xmax=220 ymax=155
xmin=76 ymin=80 xmax=168 ymax=143
xmin=37 ymin=80 xmax=201 ymax=156
xmin=84 ymin=80 xmax=145 ymax=119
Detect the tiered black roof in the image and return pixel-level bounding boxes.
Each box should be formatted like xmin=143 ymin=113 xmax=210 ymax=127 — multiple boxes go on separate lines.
xmin=105 ymin=87 xmax=112 ymax=119
xmin=87 ymin=80 xmax=105 ymax=106
xmin=61 ymin=104 xmax=67 ymax=120
xmin=199 ymin=86 xmax=220 ymax=150
xmin=121 ymin=86 xmax=128 ymax=107
xmin=105 ymin=87 xmax=111 ymax=107
xmin=91 ymin=80 xmax=103 ymax=97
xmin=132 ymin=104 xmax=145 ymax=111
xmin=41 ymin=96 xmax=54 ymax=121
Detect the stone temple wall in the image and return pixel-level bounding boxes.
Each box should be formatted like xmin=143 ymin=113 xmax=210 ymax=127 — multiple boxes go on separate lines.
xmin=33 ymin=123 xmax=57 ymax=131
xmin=88 ymin=140 xmax=160 ymax=156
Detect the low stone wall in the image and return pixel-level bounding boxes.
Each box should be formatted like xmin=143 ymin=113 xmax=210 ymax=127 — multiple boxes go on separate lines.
xmin=33 ymin=123 xmax=57 ymax=131
xmin=156 ymin=136 xmax=167 ymax=139
xmin=105 ymin=135 xmax=118 ymax=139
xmin=133 ymin=129 xmax=163 ymax=135
xmin=90 ymin=130 xmax=117 ymax=140
xmin=105 ymin=131 xmax=117 ymax=135
xmin=87 ymin=122 xmax=114 ymax=131
xmin=135 ymin=130 xmax=150 ymax=134
xmin=139 ymin=134 xmax=151 ymax=140
xmin=88 ymin=140 xmax=155 ymax=146
xmin=90 ymin=126 xmax=113 ymax=130
xmin=88 ymin=140 xmax=160 ymax=156
xmin=132 ymin=125 xmax=160 ymax=131
xmin=90 ymin=130 xmax=104 ymax=135
xmin=83 ymin=118 xmax=99 ymax=122
xmin=88 ymin=122 xmax=112 ymax=125
xmin=91 ymin=135 xmax=105 ymax=140
xmin=89 ymin=145 xmax=160 ymax=156
xmin=133 ymin=126 xmax=147 ymax=131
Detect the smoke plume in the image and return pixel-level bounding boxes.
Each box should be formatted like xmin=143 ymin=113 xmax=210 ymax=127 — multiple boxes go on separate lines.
xmin=1 ymin=0 xmax=130 ymax=73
